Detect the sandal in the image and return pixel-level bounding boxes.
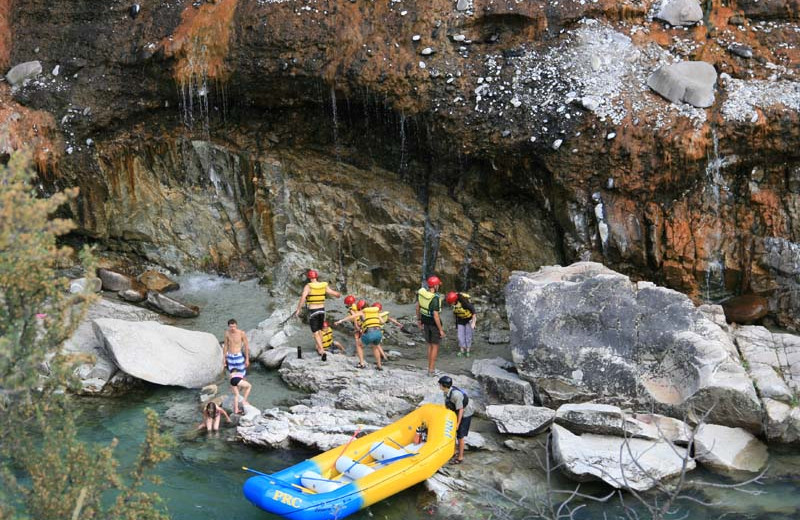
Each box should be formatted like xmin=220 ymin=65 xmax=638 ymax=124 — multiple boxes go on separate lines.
xmin=375 ymin=365 xmax=383 ymax=371
xmin=355 ymin=363 xmax=367 ymax=369
xmin=450 ymin=458 xmax=463 ymax=465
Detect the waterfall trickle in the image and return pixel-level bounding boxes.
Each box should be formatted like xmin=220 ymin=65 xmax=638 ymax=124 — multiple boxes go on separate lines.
xmin=701 ymin=129 xmax=733 ymax=303
xmin=330 ymin=84 xmax=340 ymax=166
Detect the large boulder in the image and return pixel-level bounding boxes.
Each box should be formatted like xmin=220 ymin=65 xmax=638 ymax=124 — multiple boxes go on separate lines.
xmin=471 ymin=357 xmax=535 ymax=405
xmin=647 ymin=61 xmax=717 ymax=108
xmin=555 ymin=403 xmax=664 ymax=440
xmin=145 ymin=291 xmax=200 ymax=318
xmin=63 ymin=298 xmax=159 ymax=394
xmin=139 ymin=270 xmax=180 ymax=292
xmin=97 ymin=268 xmax=136 ymax=292
xmin=93 ymin=318 xmax=222 ymax=388
xmin=721 ymin=295 xmax=769 ymax=324
xmin=733 ymin=326 xmax=800 ymax=443
xmin=506 ymin=263 xmax=762 ymax=431
xmin=551 ymin=424 xmax=696 ymax=492
xmin=694 ymin=424 xmax=769 ymax=474
xmin=485 ymin=404 xmax=554 ymax=435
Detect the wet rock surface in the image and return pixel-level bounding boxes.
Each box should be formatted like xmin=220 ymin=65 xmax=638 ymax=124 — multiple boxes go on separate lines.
xmin=2 ymin=0 xmax=799 ymax=327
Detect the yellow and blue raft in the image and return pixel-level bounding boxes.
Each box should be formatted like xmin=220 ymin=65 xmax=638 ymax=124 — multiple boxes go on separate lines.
xmin=243 ymin=403 xmax=456 ymax=520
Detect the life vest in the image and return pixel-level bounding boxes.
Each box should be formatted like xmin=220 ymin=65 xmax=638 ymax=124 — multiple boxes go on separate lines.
xmin=417 ymin=288 xmax=437 ymax=319
xmin=453 ymin=293 xmax=473 ymax=320
xmin=445 ymin=386 xmax=469 ymax=412
xmin=349 ymin=304 xmax=363 ymax=329
xmin=321 ymin=327 xmax=333 ymax=349
xmin=361 ymin=306 xmax=383 ymax=330
xmin=306 ymin=281 xmax=328 ymax=305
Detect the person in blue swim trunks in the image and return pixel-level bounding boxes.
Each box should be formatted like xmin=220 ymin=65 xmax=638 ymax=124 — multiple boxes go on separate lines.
xmin=223 ymin=318 xmax=252 ymax=413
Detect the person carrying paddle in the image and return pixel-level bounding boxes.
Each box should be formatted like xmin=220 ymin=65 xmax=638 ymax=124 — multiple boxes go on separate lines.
xmin=294 ymin=269 xmax=341 ymax=361
xmin=417 ymin=276 xmax=445 ymax=376
xmin=438 ymin=375 xmax=473 ymax=464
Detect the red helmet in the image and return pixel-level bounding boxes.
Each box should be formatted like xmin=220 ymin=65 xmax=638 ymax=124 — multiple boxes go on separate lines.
xmin=344 ymin=295 xmax=356 ymax=306
xmin=356 ymin=299 xmax=367 ymax=310
xmin=426 ymin=275 xmax=441 ymax=288
xmin=323 ymin=321 xmax=329 ymax=328
xmin=307 ymin=269 xmax=318 ymax=279
xmin=445 ymin=291 xmax=459 ymax=305
xmin=372 ymin=302 xmax=382 ymax=311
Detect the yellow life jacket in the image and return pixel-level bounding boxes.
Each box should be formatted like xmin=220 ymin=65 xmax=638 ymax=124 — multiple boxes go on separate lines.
xmin=417 ymin=288 xmax=437 ymax=318
xmin=321 ymin=327 xmax=333 ymax=349
xmin=349 ymin=304 xmax=363 ymax=328
xmin=306 ymin=281 xmax=328 ymax=305
xmin=453 ymin=293 xmax=473 ymax=320
xmin=361 ymin=306 xmax=383 ymax=330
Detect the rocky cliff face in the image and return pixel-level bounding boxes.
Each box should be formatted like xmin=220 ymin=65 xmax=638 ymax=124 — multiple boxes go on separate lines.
xmin=2 ymin=0 xmax=799 ymax=320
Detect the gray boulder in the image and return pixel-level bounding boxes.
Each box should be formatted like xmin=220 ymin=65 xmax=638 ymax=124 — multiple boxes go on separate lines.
xmin=258 ymin=347 xmax=296 ymax=368
xmin=485 ymin=404 xmax=554 ymax=435
xmin=471 ymin=357 xmax=535 ymax=405
xmin=5 ymin=61 xmax=42 ymax=86
xmin=93 ymin=318 xmax=222 ymax=388
xmin=733 ymin=325 xmax=800 ymax=443
xmin=63 ymin=297 xmax=159 ymax=394
xmin=551 ymin=424 xmax=695 ymax=492
xmin=647 ymin=61 xmax=717 ymax=108
xmin=278 ymin=355 xmax=484 ymax=418
xmin=506 ymin=263 xmax=761 ymax=432
xmin=694 ymin=424 xmax=768 ymax=474
xmin=655 ymin=0 xmax=703 ymax=26
xmin=97 ymin=268 xmax=135 ymax=292
xmin=555 ymin=403 xmax=664 ymax=440
xmin=145 ymin=291 xmax=200 ymax=318
xmin=69 ymin=277 xmax=102 ymax=294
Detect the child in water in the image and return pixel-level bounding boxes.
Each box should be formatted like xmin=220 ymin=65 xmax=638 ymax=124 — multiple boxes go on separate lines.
xmin=197 ymin=401 xmax=231 ymax=432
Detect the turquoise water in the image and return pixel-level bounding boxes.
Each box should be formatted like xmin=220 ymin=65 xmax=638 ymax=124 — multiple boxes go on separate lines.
xmin=66 ymin=274 xmax=800 ymax=519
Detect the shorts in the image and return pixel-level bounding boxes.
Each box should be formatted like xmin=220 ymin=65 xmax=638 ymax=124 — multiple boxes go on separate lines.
xmin=422 ymin=322 xmax=440 ymax=344
xmin=456 ymin=415 xmax=472 ymax=440
xmin=362 ymin=328 xmax=383 ymax=346
xmin=230 ymin=375 xmax=244 ymax=387
xmin=308 ymin=309 xmax=325 ymax=333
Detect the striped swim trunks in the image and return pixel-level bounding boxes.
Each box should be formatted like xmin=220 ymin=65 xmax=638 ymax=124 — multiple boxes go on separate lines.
xmin=226 ymin=352 xmax=246 ymax=377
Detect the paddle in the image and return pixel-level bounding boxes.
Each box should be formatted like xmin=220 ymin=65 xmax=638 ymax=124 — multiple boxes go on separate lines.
xmin=385 ymin=436 xmax=414 ymax=454
xmin=242 ymin=467 xmax=315 ymax=494
xmin=334 ymin=423 xmax=365 ymax=467
xmin=345 ymin=441 xmax=384 ymax=473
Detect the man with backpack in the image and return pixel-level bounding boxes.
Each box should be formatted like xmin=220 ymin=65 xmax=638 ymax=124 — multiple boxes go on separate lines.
xmin=438 ymin=375 xmax=473 ymax=464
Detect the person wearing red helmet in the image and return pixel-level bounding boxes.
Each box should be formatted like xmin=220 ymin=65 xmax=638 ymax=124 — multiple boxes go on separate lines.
xmin=342 ymin=295 xmax=367 ymax=368
xmin=336 ymin=302 xmax=393 ymax=371
xmin=445 ymin=291 xmax=477 ymax=358
xmin=416 ymin=275 xmax=445 ymax=376
xmin=294 ymin=269 xmax=342 ymax=360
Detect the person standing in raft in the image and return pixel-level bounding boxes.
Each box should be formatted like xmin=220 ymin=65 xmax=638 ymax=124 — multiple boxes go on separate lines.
xmin=445 ymin=291 xmax=477 ymax=358
xmin=294 ymin=269 xmax=342 ymax=361
xmin=197 ymin=401 xmax=231 ymax=432
xmin=438 ymin=375 xmax=473 ymax=464
xmin=336 ymin=302 xmax=392 ymax=371
xmin=417 ymin=276 xmax=445 ymax=376
xmin=223 ymin=318 xmax=252 ymax=414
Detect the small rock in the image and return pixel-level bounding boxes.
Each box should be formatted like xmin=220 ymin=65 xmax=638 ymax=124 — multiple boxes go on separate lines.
xmin=552 ymin=139 xmax=563 ymax=150
xmin=419 ymin=61 xmax=426 ymax=69
xmin=647 ymin=61 xmax=717 ymax=108
xmin=412 ymin=35 xmax=421 ymax=41
xmin=52 ymin=65 xmax=60 ymax=76
xmin=655 ymin=0 xmax=703 ymax=27
xmin=728 ymin=44 xmax=754 ymax=59
xmin=421 ymin=47 xmax=435 ymax=56
xmin=6 ymin=61 xmax=42 ymax=87
xmin=456 ymin=0 xmax=470 ymax=11
xmin=607 ymin=132 xmax=616 ymax=140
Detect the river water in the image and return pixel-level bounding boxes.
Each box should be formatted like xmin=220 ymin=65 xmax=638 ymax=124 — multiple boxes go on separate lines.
xmin=70 ymin=274 xmax=800 ymax=520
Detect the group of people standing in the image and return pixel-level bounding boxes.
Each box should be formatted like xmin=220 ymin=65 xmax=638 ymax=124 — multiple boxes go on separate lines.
xmin=202 ymin=269 xmax=477 ymax=461
xmin=295 ymin=270 xmax=477 ymax=375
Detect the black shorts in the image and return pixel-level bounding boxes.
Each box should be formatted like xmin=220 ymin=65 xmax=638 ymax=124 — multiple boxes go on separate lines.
xmin=230 ymin=376 xmax=244 ymax=387
xmin=308 ymin=309 xmax=325 ymax=332
xmin=422 ymin=322 xmax=440 ymax=344
xmin=456 ymin=415 xmax=472 ymax=440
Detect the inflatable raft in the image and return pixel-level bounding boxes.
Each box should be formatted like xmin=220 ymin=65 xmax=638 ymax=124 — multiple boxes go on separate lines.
xmin=243 ymin=403 xmax=456 ymax=520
